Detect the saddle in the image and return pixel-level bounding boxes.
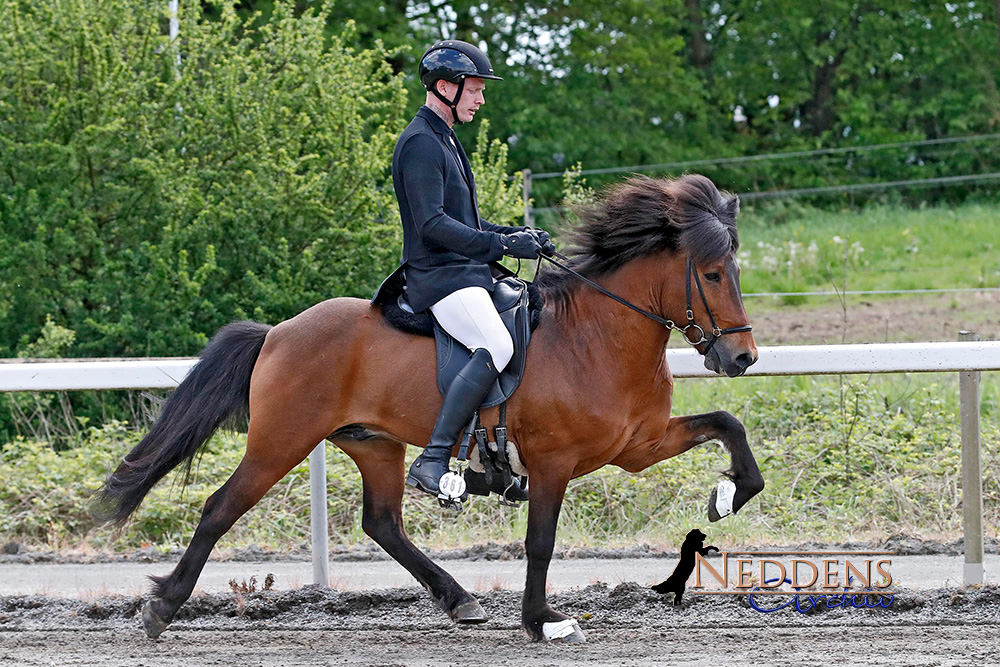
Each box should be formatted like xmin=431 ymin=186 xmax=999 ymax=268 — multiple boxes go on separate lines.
xmin=372 ymin=264 xmax=543 ymax=504
xmin=372 ymin=264 xmax=542 ymax=406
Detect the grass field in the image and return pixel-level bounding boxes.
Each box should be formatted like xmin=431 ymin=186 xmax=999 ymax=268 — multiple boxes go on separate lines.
xmin=2 ymin=372 xmax=996 ymax=553
xmin=734 ymin=201 xmax=1000 ymax=298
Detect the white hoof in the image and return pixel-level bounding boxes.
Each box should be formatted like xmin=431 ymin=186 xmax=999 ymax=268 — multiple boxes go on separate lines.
xmin=715 ymin=479 xmax=736 ymax=518
xmin=542 ymin=618 xmax=586 ymax=643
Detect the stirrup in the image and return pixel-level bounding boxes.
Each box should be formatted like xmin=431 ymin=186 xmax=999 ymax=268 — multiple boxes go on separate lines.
xmin=498 ymin=477 xmax=528 ymax=506
xmin=408 ymin=466 xmax=467 ymax=512
xmin=437 ymin=496 xmax=465 ymax=512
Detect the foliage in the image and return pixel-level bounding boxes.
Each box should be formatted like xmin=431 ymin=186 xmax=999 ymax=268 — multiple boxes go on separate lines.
xmin=0 ymin=0 xmax=407 ymax=359
xmin=560 ymin=163 xmax=597 ymax=211
xmin=292 ymin=0 xmax=1000 ymax=208
xmin=2 ymin=0 xmax=1000 ymax=553
xmin=0 ymin=375 xmax=996 ymax=550
xmin=469 ymin=119 xmax=525 ymax=227
xmin=2 ymin=318 xmax=81 ymax=444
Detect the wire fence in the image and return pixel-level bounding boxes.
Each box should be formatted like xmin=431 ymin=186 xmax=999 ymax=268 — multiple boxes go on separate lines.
xmin=744 ymin=287 xmax=1000 ymax=299
xmin=524 ymin=133 xmax=1000 ymax=217
xmin=532 ymin=171 xmax=1000 ymax=214
xmin=529 ymin=133 xmax=1000 ymax=180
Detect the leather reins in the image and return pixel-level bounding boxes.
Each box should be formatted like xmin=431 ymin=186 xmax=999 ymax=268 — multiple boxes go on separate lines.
xmin=539 ymin=252 xmax=752 ymax=354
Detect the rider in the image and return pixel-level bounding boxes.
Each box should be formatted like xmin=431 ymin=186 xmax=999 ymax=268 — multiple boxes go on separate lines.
xmin=393 ymin=40 xmax=553 ymax=499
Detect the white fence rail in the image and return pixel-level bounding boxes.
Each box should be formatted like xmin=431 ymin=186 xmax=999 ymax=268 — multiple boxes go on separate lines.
xmin=3 ymin=341 xmax=1000 ymax=391
xmin=2 ymin=339 xmax=998 ymax=587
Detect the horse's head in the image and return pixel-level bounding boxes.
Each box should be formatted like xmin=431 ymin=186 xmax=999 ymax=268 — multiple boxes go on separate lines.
xmin=655 ymin=175 xmax=756 ymax=377
xmin=537 ymin=173 xmax=757 ymax=376
xmin=680 ymin=251 xmax=757 ymax=377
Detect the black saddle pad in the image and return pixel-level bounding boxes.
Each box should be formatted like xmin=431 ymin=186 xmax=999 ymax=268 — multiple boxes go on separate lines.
xmin=373 ymin=265 xmax=543 ymax=407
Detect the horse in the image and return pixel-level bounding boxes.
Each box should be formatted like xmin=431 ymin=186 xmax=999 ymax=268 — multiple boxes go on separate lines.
xmin=96 ymin=173 xmax=764 ymax=643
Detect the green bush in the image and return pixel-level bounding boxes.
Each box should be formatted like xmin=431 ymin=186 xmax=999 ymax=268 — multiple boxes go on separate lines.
xmin=0 ymin=0 xmax=408 ymax=358
xmin=0 ymin=0 xmax=527 ymax=439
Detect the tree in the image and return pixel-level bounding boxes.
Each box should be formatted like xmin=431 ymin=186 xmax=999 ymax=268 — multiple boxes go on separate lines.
xmin=0 ymin=0 xmax=408 ymax=356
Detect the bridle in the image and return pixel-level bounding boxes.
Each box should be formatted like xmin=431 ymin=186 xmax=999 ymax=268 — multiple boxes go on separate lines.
xmin=539 ymin=252 xmax=753 ymax=355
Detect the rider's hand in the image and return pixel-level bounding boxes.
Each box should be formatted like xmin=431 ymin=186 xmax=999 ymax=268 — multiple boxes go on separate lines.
xmin=526 ymin=227 xmax=550 ymax=243
xmin=526 ymin=228 xmax=557 ymax=256
xmin=501 ymin=231 xmax=542 ymax=259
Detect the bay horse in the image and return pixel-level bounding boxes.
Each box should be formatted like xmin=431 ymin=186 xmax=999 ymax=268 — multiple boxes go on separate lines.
xmin=97 ymin=173 xmax=763 ymax=643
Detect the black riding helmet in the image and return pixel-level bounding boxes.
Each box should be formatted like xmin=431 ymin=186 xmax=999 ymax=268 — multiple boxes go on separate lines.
xmin=419 ymin=40 xmax=502 ymax=124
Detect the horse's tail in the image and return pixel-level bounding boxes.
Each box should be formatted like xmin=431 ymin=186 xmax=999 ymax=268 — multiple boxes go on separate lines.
xmin=95 ymin=321 xmax=272 ymax=525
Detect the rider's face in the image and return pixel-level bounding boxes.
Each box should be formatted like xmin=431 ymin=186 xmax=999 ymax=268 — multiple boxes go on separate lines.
xmin=438 ymin=78 xmax=486 ymax=123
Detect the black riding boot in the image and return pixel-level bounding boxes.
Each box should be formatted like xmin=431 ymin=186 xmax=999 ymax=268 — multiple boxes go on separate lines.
xmin=407 ymin=348 xmax=500 ymax=496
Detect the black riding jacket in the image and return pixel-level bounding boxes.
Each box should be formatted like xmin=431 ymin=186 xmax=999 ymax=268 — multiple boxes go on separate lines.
xmin=391 ymin=106 xmax=524 ymax=312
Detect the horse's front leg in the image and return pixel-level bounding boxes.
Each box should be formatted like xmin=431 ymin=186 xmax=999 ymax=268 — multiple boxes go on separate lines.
xmin=666 ymin=411 xmax=765 ymax=521
xmin=521 ymin=465 xmax=585 ymax=643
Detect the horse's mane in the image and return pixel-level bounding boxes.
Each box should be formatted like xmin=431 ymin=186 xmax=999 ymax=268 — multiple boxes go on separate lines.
xmin=534 ymin=174 xmax=740 ymax=300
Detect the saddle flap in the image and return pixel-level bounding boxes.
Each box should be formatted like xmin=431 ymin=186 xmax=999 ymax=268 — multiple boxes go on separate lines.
xmin=490 ymin=280 xmax=523 ymax=312
xmin=433 ymin=276 xmax=532 ymax=408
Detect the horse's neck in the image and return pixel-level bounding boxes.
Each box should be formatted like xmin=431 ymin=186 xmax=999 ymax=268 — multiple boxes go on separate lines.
xmin=541 ymin=258 xmax=673 ymax=383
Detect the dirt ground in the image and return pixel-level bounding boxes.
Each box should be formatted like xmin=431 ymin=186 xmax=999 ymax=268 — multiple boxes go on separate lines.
xmin=743 ymin=290 xmax=1000 ymax=345
xmin=1 ymin=584 xmax=999 ymax=666
xmin=3 ymin=626 xmax=999 ymax=666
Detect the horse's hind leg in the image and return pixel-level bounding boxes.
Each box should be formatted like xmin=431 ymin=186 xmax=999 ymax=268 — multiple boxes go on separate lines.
xmin=142 ymin=435 xmax=313 ymax=638
xmin=337 ymin=436 xmax=486 ymax=623
xmin=664 ymin=411 xmax=765 ymax=521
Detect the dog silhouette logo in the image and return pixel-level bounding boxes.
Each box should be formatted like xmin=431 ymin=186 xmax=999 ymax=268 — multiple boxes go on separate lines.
xmin=652 ymin=529 xmax=719 ymax=605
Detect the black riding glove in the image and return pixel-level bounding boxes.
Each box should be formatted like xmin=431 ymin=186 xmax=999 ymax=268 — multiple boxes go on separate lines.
xmin=501 ymin=231 xmax=542 ymax=259
xmin=526 ymin=228 xmax=557 ymax=256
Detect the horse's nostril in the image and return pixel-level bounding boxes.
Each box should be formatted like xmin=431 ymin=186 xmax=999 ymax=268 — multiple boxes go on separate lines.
xmin=736 ymin=352 xmax=755 ymax=369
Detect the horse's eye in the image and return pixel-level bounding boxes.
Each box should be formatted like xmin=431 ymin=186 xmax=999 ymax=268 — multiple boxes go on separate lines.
xmin=705 ymin=272 xmax=721 ymax=283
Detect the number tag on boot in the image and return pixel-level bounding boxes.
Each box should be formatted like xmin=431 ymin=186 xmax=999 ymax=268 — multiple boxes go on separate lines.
xmin=438 ymin=471 xmax=467 ymax=501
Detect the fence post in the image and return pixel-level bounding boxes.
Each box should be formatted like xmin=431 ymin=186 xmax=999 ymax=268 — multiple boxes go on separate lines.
xmin=522 ymin=169 xmax=533 ymax=227
xmin=959 ymin=330 xmax=984 ymax=586
xmin=309 ymin=442 xmax=330 ymax=586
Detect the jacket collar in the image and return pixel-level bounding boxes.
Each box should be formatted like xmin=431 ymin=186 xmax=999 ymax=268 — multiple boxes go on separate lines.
xmin=417 ymin=105 xmax=453 ymax=136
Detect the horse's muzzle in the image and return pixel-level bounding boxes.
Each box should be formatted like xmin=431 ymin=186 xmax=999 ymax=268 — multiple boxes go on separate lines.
xmin=704 ymin=342 xmax=758 ymax=378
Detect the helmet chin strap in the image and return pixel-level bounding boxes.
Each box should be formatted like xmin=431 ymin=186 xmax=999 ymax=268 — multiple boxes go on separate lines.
xmin=430 ymin=76 xmax=467 ymax=125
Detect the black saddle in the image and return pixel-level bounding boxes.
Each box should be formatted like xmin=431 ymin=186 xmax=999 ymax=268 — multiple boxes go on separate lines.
xmin=372 ymin=264 xmax=542 ymax=408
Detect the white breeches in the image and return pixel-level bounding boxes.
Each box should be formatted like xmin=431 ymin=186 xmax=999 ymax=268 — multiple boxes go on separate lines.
xmin=429 ymin=286 xmax=514 ymax=372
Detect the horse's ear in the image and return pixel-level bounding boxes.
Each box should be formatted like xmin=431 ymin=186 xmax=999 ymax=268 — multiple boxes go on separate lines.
xmin=724 ymin=195 xmax=740 ymax=221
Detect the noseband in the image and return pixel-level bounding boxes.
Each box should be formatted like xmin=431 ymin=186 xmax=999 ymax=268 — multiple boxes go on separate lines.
xmin=540 ymin=253 xmax=752 ymax=354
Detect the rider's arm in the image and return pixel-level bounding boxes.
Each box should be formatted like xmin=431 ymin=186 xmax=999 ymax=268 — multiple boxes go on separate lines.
xmin=481 ymin=219 xmax=526 ymax=234
xmin=400 ymin=134 xmax=506 ymax=262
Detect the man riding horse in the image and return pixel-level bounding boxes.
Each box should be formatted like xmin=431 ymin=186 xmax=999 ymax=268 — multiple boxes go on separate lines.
xmin=393 ymin=40 xmax=554 ymax=501
xmin=97 ymin=39 xmax=764 ymax=645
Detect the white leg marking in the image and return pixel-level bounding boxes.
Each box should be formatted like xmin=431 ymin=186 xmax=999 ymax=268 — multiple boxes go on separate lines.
xmin=542 ymin=618 xmax=585 ymax=642
xmin=715 ymin=479 xmax=737 ymax=518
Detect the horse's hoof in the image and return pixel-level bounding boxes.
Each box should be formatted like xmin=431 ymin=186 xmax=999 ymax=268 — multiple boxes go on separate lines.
xmin=707 ymin=480 xmax=736 ymax=523
xmin=542 ymin=618 xmax=586 ymax=643
xmin=142 ymin=600 xmax=169 ymax=639
xmin=450 ymin=599 xmax=488 ymax=624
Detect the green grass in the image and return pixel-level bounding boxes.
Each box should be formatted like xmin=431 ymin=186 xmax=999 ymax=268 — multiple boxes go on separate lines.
xmin=735 ymin=202 xmax=1000 ymax=296
xmin=1 ymin=373 xmax=997 ymax=553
